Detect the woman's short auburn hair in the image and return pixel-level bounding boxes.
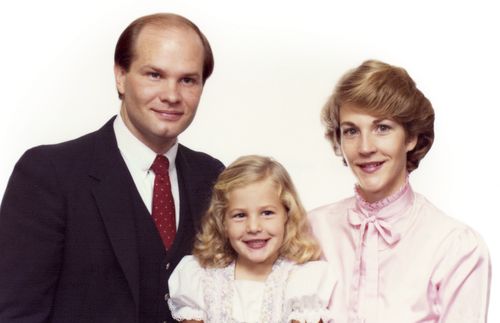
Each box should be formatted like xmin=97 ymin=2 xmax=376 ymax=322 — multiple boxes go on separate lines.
xmin=193 ymin=155 xmax=321 ymax=268
xmin=321 ymin=59 xmax=435 ymax=172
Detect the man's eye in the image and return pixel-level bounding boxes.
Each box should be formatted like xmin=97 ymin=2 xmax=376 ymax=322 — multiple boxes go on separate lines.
xmin=148 ymin=72 xmax=161 ymax=79
xmin=181 ymin=77 xmax=197 ymax=85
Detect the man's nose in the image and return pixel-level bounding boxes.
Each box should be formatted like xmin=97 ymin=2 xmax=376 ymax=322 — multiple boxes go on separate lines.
xmin=159 ymin=80 xmax=180 ymax=103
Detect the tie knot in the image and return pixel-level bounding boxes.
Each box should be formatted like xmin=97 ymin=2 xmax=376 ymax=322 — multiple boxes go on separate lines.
xmin=150 ymin=155 xmax=169 ymax=175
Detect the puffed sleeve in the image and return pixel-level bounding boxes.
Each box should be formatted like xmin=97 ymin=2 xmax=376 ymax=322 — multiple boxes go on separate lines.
xmin=285 ymin=260 xmax=337 ymax=323
xmin=167 ymin=255 xmax=206 ymax=322
xmin=432 ymin=228 xmax=491 ymax=322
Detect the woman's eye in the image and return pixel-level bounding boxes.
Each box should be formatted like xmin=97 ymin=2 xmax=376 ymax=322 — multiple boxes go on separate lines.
xmin=377 ymin=124 xmax=391 ymax=133
xmin=342 ymin=128 xmax=357 ymax=137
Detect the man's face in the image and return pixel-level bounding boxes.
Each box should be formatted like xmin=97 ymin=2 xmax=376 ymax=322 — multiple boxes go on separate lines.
xmin=114 ymin=25 xmax=205 ymax=154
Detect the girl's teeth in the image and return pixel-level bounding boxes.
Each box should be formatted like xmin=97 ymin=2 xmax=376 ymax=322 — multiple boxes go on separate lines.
xmin=246 ymin=240 xmax=267 ymax=249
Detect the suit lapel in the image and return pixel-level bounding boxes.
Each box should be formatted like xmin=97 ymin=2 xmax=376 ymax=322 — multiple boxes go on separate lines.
xmin=88 ymin=118 xmax=140 ymax=307
xmin=171 ymin=145 xmax=210 ymax=255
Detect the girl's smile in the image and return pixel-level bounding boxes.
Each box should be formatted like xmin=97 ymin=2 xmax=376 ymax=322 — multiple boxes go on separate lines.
xmin=224 ymin=178 xmax=287 ymax=280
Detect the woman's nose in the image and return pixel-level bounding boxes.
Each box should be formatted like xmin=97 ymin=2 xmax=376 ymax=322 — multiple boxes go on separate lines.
xmin=359 ymin=132 xmax=376 ymax=155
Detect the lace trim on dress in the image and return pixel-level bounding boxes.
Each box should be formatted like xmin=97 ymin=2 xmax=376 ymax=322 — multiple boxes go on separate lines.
xmin=202 ymin=258 xmax=294 ymax=323
xmin=172 ymin=258 xmax=334 ymax=322
xmin=354 ymin=176 xmax=409 ymax=212
xmin=167 ymin=299 xmax=205 ymax=322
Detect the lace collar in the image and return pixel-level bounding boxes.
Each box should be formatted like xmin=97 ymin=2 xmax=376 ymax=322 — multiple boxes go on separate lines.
xmin=349 ymin=177 xmax=417 ymax=249
xmin=354 ymin=177 xmax=411 ymax=215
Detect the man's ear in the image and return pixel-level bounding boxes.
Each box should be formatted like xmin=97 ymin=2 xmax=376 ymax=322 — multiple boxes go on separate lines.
xmin=114 ymin=64 xmax=126 ymax=97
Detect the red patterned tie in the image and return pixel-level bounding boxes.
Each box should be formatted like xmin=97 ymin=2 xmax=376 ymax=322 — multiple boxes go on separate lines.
xmin=150 ymin=155 xmax=176 ymax=249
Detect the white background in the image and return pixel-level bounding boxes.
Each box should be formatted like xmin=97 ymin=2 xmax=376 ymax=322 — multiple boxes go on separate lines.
xmin=0 ymin=0 xmax=498 ymax=320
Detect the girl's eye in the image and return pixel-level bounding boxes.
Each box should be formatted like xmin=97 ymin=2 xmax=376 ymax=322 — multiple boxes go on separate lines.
xmin=232 ymin=212 xmax=245 ymax=219
xmin=262 ymin=210 xmax=274 ymax=216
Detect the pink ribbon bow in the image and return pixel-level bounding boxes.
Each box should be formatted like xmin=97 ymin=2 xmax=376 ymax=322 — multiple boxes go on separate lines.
xmin=348 ymin=208 xmax=401 ymax=246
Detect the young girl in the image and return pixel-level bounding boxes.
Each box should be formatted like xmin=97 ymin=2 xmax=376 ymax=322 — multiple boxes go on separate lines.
xmin=168 ymin=155 xmax=336 ymax=323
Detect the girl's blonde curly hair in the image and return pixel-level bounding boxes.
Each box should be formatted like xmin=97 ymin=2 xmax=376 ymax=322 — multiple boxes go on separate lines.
xmin=193 ymin=155 xmax=321 ymax=268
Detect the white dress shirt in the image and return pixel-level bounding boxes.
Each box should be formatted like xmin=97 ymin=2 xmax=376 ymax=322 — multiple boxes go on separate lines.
xmin=113 ymin=114 xmax=180 ymax=228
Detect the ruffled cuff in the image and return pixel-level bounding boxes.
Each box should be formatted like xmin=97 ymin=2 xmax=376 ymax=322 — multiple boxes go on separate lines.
xmin=286 ymin=295 xmax=335 ymax=323
xmin=168 ymin=298 xmax=205 ymax=322
xmin=167 ymin=255 xmax=206 ymax=321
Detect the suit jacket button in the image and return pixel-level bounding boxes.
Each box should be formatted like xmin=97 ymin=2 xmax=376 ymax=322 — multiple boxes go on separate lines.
xmin=165 ymin=263 xmax=170 ymax=271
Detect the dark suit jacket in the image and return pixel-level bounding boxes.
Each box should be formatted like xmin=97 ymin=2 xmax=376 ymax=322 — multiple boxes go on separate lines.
xmin=0 ymin=117 xmax=224 ymax=323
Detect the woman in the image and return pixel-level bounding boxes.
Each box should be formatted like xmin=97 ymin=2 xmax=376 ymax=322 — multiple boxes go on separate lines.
xmin=309 ymin=60 xmax=491 ymax=323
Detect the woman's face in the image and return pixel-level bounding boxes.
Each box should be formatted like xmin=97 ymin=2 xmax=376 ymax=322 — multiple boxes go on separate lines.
xmin=339 ymin=103 xmax=417 ymax=202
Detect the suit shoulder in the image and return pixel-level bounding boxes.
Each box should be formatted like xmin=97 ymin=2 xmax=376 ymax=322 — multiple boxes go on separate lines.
xmin=14 ymin=119 xmax=114 ymax=177
xmin=21 ymin=125 xmax=104 ymax=161
xmin=177 ymin=144 xmax=224 ymax=171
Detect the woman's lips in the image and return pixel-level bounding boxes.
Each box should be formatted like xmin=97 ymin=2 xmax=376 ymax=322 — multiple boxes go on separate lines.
xmin=244 ymin=239 xmax=269 ymax=249
xmin=358 ymin=161 xmax=384 ymax=173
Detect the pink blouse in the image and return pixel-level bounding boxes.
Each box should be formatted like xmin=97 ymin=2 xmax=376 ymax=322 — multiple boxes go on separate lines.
xmin=308 ymin=183 xmax=491 ymax=323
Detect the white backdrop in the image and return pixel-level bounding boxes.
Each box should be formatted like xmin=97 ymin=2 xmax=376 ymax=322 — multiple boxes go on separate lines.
xmin=1 ymin=0 xmax=498 ymax=320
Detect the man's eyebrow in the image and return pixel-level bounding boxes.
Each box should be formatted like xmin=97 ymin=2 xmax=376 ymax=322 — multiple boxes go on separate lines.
xmin=141 ymin=65 xmax=163 ymax=71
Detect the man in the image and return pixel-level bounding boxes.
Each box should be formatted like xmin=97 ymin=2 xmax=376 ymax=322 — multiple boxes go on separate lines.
xmin=0 ymin=13 xmax=224 ymax=323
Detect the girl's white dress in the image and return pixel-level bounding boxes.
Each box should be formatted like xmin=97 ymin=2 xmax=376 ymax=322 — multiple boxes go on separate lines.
xmin=168 ymin=255 xmax=336 ymax=323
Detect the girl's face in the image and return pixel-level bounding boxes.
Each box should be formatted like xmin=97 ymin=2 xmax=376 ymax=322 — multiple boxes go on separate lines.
xmin=224 ymin=178 xmax=287 ymax=278
xmin=339 ymin=103 xmax=417 ymax=202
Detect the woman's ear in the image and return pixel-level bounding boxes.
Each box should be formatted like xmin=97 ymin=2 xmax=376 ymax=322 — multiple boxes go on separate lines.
xmin=406 ymin=135 xmax=418 ymax=152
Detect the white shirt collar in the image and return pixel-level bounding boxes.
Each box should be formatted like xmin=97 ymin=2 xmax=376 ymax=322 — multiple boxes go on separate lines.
xmin=113 ymin=113 xmax=179 ymax=174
